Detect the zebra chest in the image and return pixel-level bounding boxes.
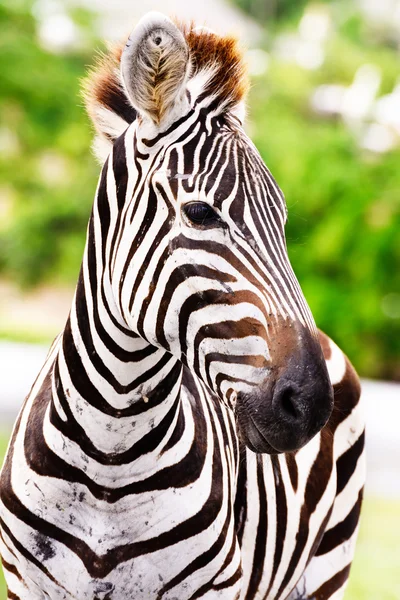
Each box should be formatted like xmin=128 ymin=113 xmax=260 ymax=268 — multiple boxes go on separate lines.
xmin=8 ymin=461 xmax=236 ymax=599
xmin=22 ymin=476 xmax=223 ymax=550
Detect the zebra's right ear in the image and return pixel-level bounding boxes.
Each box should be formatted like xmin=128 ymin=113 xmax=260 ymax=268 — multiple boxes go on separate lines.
xmin=120 ymin=12 xmax=190 ymax=127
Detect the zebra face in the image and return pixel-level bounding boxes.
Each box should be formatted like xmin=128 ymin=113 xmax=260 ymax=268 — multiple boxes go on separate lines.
xmin=88 ymin=13 xmax=334 ymax=453
xmin=117 ymin=117 xmax=333 ymax=454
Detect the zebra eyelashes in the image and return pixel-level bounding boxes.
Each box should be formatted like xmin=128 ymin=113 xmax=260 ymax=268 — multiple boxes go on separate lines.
xmin=182 ymin=201 xmax=222 ymax=227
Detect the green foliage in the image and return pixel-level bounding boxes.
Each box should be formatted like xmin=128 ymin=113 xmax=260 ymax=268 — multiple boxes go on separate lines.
xmin=231 ymin=0 xmax=308 ymax=22
xmin=246 ymin=10 xmax=400 ymax=380
xmin=0 ymin=0 xmax=98 ymax=286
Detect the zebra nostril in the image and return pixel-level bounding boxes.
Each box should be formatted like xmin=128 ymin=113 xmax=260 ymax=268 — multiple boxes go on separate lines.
xmin=280 ymin=387 xmax=298 ymax=419
xmin=274 ymin=384 xmax=302 ymax=422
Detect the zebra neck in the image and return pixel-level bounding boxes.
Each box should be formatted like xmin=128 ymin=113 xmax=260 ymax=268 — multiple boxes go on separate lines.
xmin=51 ymin=262 xmax=183 ymax=456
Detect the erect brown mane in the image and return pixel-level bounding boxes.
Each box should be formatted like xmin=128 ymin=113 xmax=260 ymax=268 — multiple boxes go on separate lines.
xmin=180 ymin=21 xmax=249 ymax=111
xmin=83 ymin=18 xmax=249 ymax=141
xmin=82 ymin=42 xmax=135 ymax=138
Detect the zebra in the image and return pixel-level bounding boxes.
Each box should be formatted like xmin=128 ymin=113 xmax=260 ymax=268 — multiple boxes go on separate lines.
xmin=0 ymin=12 xmax=365 ymax=600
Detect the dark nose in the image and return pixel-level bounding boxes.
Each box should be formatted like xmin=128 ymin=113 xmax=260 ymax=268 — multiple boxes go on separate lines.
xmin=235 ymin=329 xmax=334 ymax=454
xmin=269 ymin=366 xmax=333 ymax=452
xmin=274 ymin=380 xmax=305 ymax=422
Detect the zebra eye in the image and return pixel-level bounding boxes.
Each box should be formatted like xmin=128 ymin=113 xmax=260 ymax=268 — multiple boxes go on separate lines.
xmin=182 ymin=202 xmax=220 ymax=226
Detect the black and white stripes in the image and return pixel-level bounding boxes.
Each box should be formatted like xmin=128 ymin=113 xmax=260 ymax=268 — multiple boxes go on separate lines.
xmin=0 ymin=12 xmax=365 ymax=600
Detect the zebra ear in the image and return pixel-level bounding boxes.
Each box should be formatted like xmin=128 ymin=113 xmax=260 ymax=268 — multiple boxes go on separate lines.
xmin=120 ymin=13 xmax=190 ymax=126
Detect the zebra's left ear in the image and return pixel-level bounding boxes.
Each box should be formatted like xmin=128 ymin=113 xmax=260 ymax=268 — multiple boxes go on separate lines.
xmin=120 ymin=12 xmax=190 ymax=127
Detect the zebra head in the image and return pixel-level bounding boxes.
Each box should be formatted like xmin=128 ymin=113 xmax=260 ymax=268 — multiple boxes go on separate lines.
xmin=85 ymin=13 xmax=333 ymax=454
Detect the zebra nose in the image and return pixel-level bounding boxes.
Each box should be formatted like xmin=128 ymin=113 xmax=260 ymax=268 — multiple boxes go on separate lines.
xmin=235 ymin=324 xmax=334 ymax=454
xmin=269 ymin=367 xmax=334 ymax=452
xmin=273 ymin=381 xmax=304 ymax=422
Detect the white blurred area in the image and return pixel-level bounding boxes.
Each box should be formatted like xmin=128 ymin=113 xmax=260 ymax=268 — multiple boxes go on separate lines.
xmin=272 ymin=2 xmax=400 ymax=154
xmin=32 ymin=0 xmax=262 ymax=51
xmin=274 ymin=6 xmax=331 ymax=71
xmin=76 ymin=0 xmax=261 ymax=43
xmin=359 ymin=0 xmax=400 ymax=35
xmin=30 ymin=0 xmax=269 ymax=88
xmin=311 ymin=64 xmax=400 ymax=154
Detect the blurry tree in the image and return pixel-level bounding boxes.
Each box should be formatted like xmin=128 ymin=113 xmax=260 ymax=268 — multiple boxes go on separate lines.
xmin=245 ymin=5 xmax=400 ymax=380
xmin=233 ymin=0 xmax=308 ymax=21
xmin=0 ymin=0 xmax=98 ymax=285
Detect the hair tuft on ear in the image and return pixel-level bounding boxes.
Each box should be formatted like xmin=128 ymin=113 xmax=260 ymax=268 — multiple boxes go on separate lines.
xmin=82 ymin=43 xmax=137 ymax=162
xmin=182 ymin=24 xmax=249 ymax=119
xmin=121 ymin=13 xmax=190 ymax=125
xmin=82 ymin=12 xmax=250 ymax=161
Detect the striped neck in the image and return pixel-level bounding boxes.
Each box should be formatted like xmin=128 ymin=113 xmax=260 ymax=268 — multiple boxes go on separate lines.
xmin=51 ymin=198 xmax=183 ymax=456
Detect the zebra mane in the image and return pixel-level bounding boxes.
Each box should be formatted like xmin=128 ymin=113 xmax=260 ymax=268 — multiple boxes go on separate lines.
xmin=83 ymin=19 xmax=249 ymax=162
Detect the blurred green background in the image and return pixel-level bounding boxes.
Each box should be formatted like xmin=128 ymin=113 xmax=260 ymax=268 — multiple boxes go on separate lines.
xmin=0 ymin=0 xmax=399 ymax=597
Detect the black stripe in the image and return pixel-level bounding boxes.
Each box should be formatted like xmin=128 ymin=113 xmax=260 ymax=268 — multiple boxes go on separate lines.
xmin=142 ymin=108 xmax=196 ymax=147
xmin=154 ymin=265 xmax=236 ymax=352
xmin=52 ymin=362 xmax=181 ymax=465
xmin=234 ymin=445 xmax=247 ymax=545
xmin=316 ymin=489 xmax=363 ymax=556
xmin=62 ymin=319 xmax=173 ymax=413
xmin=286 ymin=453 xmax=298 ymax=492
xmin=276 ymin=432 xmax=334 ymax=597
xmin=24 ymin=370 xmax=209 ymax=501
xmin=265 ymin=457 xmax=287 ymax=596
xmin=0 ymin=519 xmax=61 ymax=590
xmin=312 ymin=563 xmax=351 ymax=598
xmin=1 ymin=558 xmax=22 ymax=580
xmin=245 ymin=454 xmax=267 ymax=599
xmin=336 ymin=431 xmax=365 ymax=495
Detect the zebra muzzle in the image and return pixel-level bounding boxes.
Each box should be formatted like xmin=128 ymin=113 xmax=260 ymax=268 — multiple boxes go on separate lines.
xmin=235 ymin=331 xmax=334 ymax=454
